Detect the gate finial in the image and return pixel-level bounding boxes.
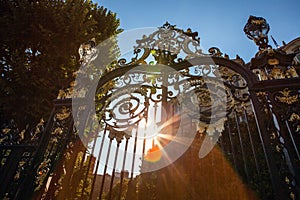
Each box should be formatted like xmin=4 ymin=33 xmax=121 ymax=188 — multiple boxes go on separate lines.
xmin=244 ymin=15 xmax=270 ymax=50
xmin=131 ymin=22 xmax=203 ymax=65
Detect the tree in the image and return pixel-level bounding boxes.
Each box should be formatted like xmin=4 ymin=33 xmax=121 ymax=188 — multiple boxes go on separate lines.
xmin=0 ymin=0 xmax=121 ymax=130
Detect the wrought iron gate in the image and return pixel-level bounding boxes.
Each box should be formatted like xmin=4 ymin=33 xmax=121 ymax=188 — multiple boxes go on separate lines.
xmin=1 ymin=16 xmax=300 ymax=200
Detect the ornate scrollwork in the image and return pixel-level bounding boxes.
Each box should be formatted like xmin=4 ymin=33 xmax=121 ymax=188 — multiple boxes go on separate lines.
xmin=187 ymin=65 xmax=249 ymax=103
xmin=0 ymin=120 xmax=24 ymax=145
xmin=275 ymin=89 xmax=298 ymax=105
xmin=197 ymin=118 xmax=226 ymax=136
xmin=14 ymin=152 xmax=32 ymax=181
xmin=30 ymin=119 xmax=45 ymax=143
xmin=255 ymin=65 xmax=300 ymax=80
xmin=289 ymin=113 xmax=300 ymax=132
xmin=35 ymin=158 xmax=51 ymax=191
xmin=32 ymin=105 xmax=73 ymax=193
xmin=97 ymin=61 xmax=250 ymax=136
xmin=55 ymin=106 xmax=71 ymax=121
xmin=0 ymin=118 xmax=45 ymax=145
xmin=108 ymin=127 xmax=130 ymax=143
xmin=208 ymin=47 xmax=223 ymax=57
xmin=116 ymin=22 xmax=205 ymax=67
xmin=102 ymin=87 xmax=149 ymax=130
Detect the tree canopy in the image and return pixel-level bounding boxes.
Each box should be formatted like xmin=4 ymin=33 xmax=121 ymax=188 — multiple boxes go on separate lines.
xmin=0 ymin=0 xmax=121 ymax=129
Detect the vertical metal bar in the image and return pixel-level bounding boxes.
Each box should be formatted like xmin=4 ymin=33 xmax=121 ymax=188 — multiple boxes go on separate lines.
xmin=89 ymin=125 xmax=107 ymax=200
xmin=118 ymin=139 xmax=129 ymax=200
xmin=69 ymin=148 xmax=87 ymax=199
xmin=0 ymin=149 xmax=11 ymax=186
xmin=108 ymin=142 xmax=120 ymax=200
xmin=0 ymin=148 xmax=22 ymax=197
xmin=70 ymin=107 xmax=97 ymax=197
xmin=79 ymin=120 xmax=99 ymax=198
xmin=0 ymin=149 xmax=4 ymax=182
xmin=142 ymin=127 xmax=147 ymax=163
xmin=161 ymin=69 xmax=168 ymax=123
xmin=226 ymin=120 xmax=238 ymax=171
xmin=69 ymin=102 xmax=94 ymax=198
xmin=130 ymin=123 xmax=139 ymax=179
xmin=36 ymin=106 xmax=57 ymax=152
xmin=268 ymin=96 xmax=300 ymax=185
xmin=99 ymin=137 xmax=113 ymax=199
xmin=46 ymin=117 xmax=74 ymax=199
xmin=130 ymin=126 xmax=139 ymax=179
xmin=154 ymin=102 xmax=158 ymax=126
xmin=141 ymin=102 xmax=149 ymax=163
xmin=170 ymin=100 xmax=174 ymax=137
xmin=234 ymin=110 xmax=249 ymax=181
xmin=34 ymin=111 xmax=74 ymax=200
xmin=218 ymin=136 xmax=225 ymax=184
xmin=243 ymin=109 xmax=261 ymax=176
xmin=250 ymin=96 xmax=285 ymax=200
xmin=285 ymin=120 xmax=300 ymax=160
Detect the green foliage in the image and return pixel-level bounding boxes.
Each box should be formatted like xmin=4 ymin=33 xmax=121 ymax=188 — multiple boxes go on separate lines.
xmin=0 ymin=0 xmax=121 ymax=129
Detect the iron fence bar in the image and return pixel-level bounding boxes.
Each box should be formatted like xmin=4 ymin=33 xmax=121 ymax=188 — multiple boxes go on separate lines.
xmin=285 ymin=120 xmax=300 ymax=160
xmin=140 ymin=103 xmax=149 ymax=173
xmin=108 ymin=142 xmax=120 ymax=200
xmin=234 ymin=110 xmax=250 ymax=182
xmin=276 ymin=117 xmax=300 ymax=187
xmin=250 ymin=95 xmax=286 ymax=200
xmin=118 ymin=138 xmax=129 ymax=200
xmin=51 ymin=117 xmax=74 ymax=163
xmin=243 ymin=109 xmax=261 ymax=176
xmin=89 ymin=125 xmax=107 ymax=200
xmin=79 ymin=119 xmax=99 ymax=198
xmin=267 ymin=92 xmax=300 ymax=185
xmin=56 ymin=98 xmax=87 ymax=199
xmin=0 ymin=148 xmax=23 ymax=198
xmin=0 ymin=149 xmax=9 ymax=182
xmin=13 ymin=150 xmax=36 ymax=199
xmin=42 ymin=116 xmax=74 ymax=199
xmin=130 ymin=124 xmax=139 ymax=179
xmin=58 ymin=142 xmax=82 ymax=200
xmin=21 ymin=104 xmax=58 ymax=199
xmin=63 ymin=102 xmax=93 ymax=198
xmin=99 ymin=137 xmax=113 ymax=199
xmin=270 ymin=95 xmax=300 ymax=162
xmin=226 ymin=120 xmax=238 ymax=171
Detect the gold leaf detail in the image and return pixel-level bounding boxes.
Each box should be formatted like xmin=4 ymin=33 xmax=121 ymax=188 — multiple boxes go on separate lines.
xmin=268 ymin=58 xmax=279 ymax=66
xmin=270 ymin=66 xmax=284 ymax=79
xmin=55 ymin=107 xmax=70 ymax=121
xmin=197 ymin=118 xmax=226 ymax=136
xmin=289 ymin=113 xmax=300 ymax=122
xmin=2 ymin=128 xmax=10 ymax=134
xmin=276 ymin=89 xmax=298 ymax=104
xmin=296 ymin=125 xmax=300 ymax=132
xmin=14 ymin=172 xmax=20 ymax=180
xmin=35 ymin=158 xmax=51 ymax=191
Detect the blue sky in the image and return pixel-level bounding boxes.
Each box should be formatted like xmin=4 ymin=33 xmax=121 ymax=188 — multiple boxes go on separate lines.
xmin=96 ymin=0 xmax=299 ymax=62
